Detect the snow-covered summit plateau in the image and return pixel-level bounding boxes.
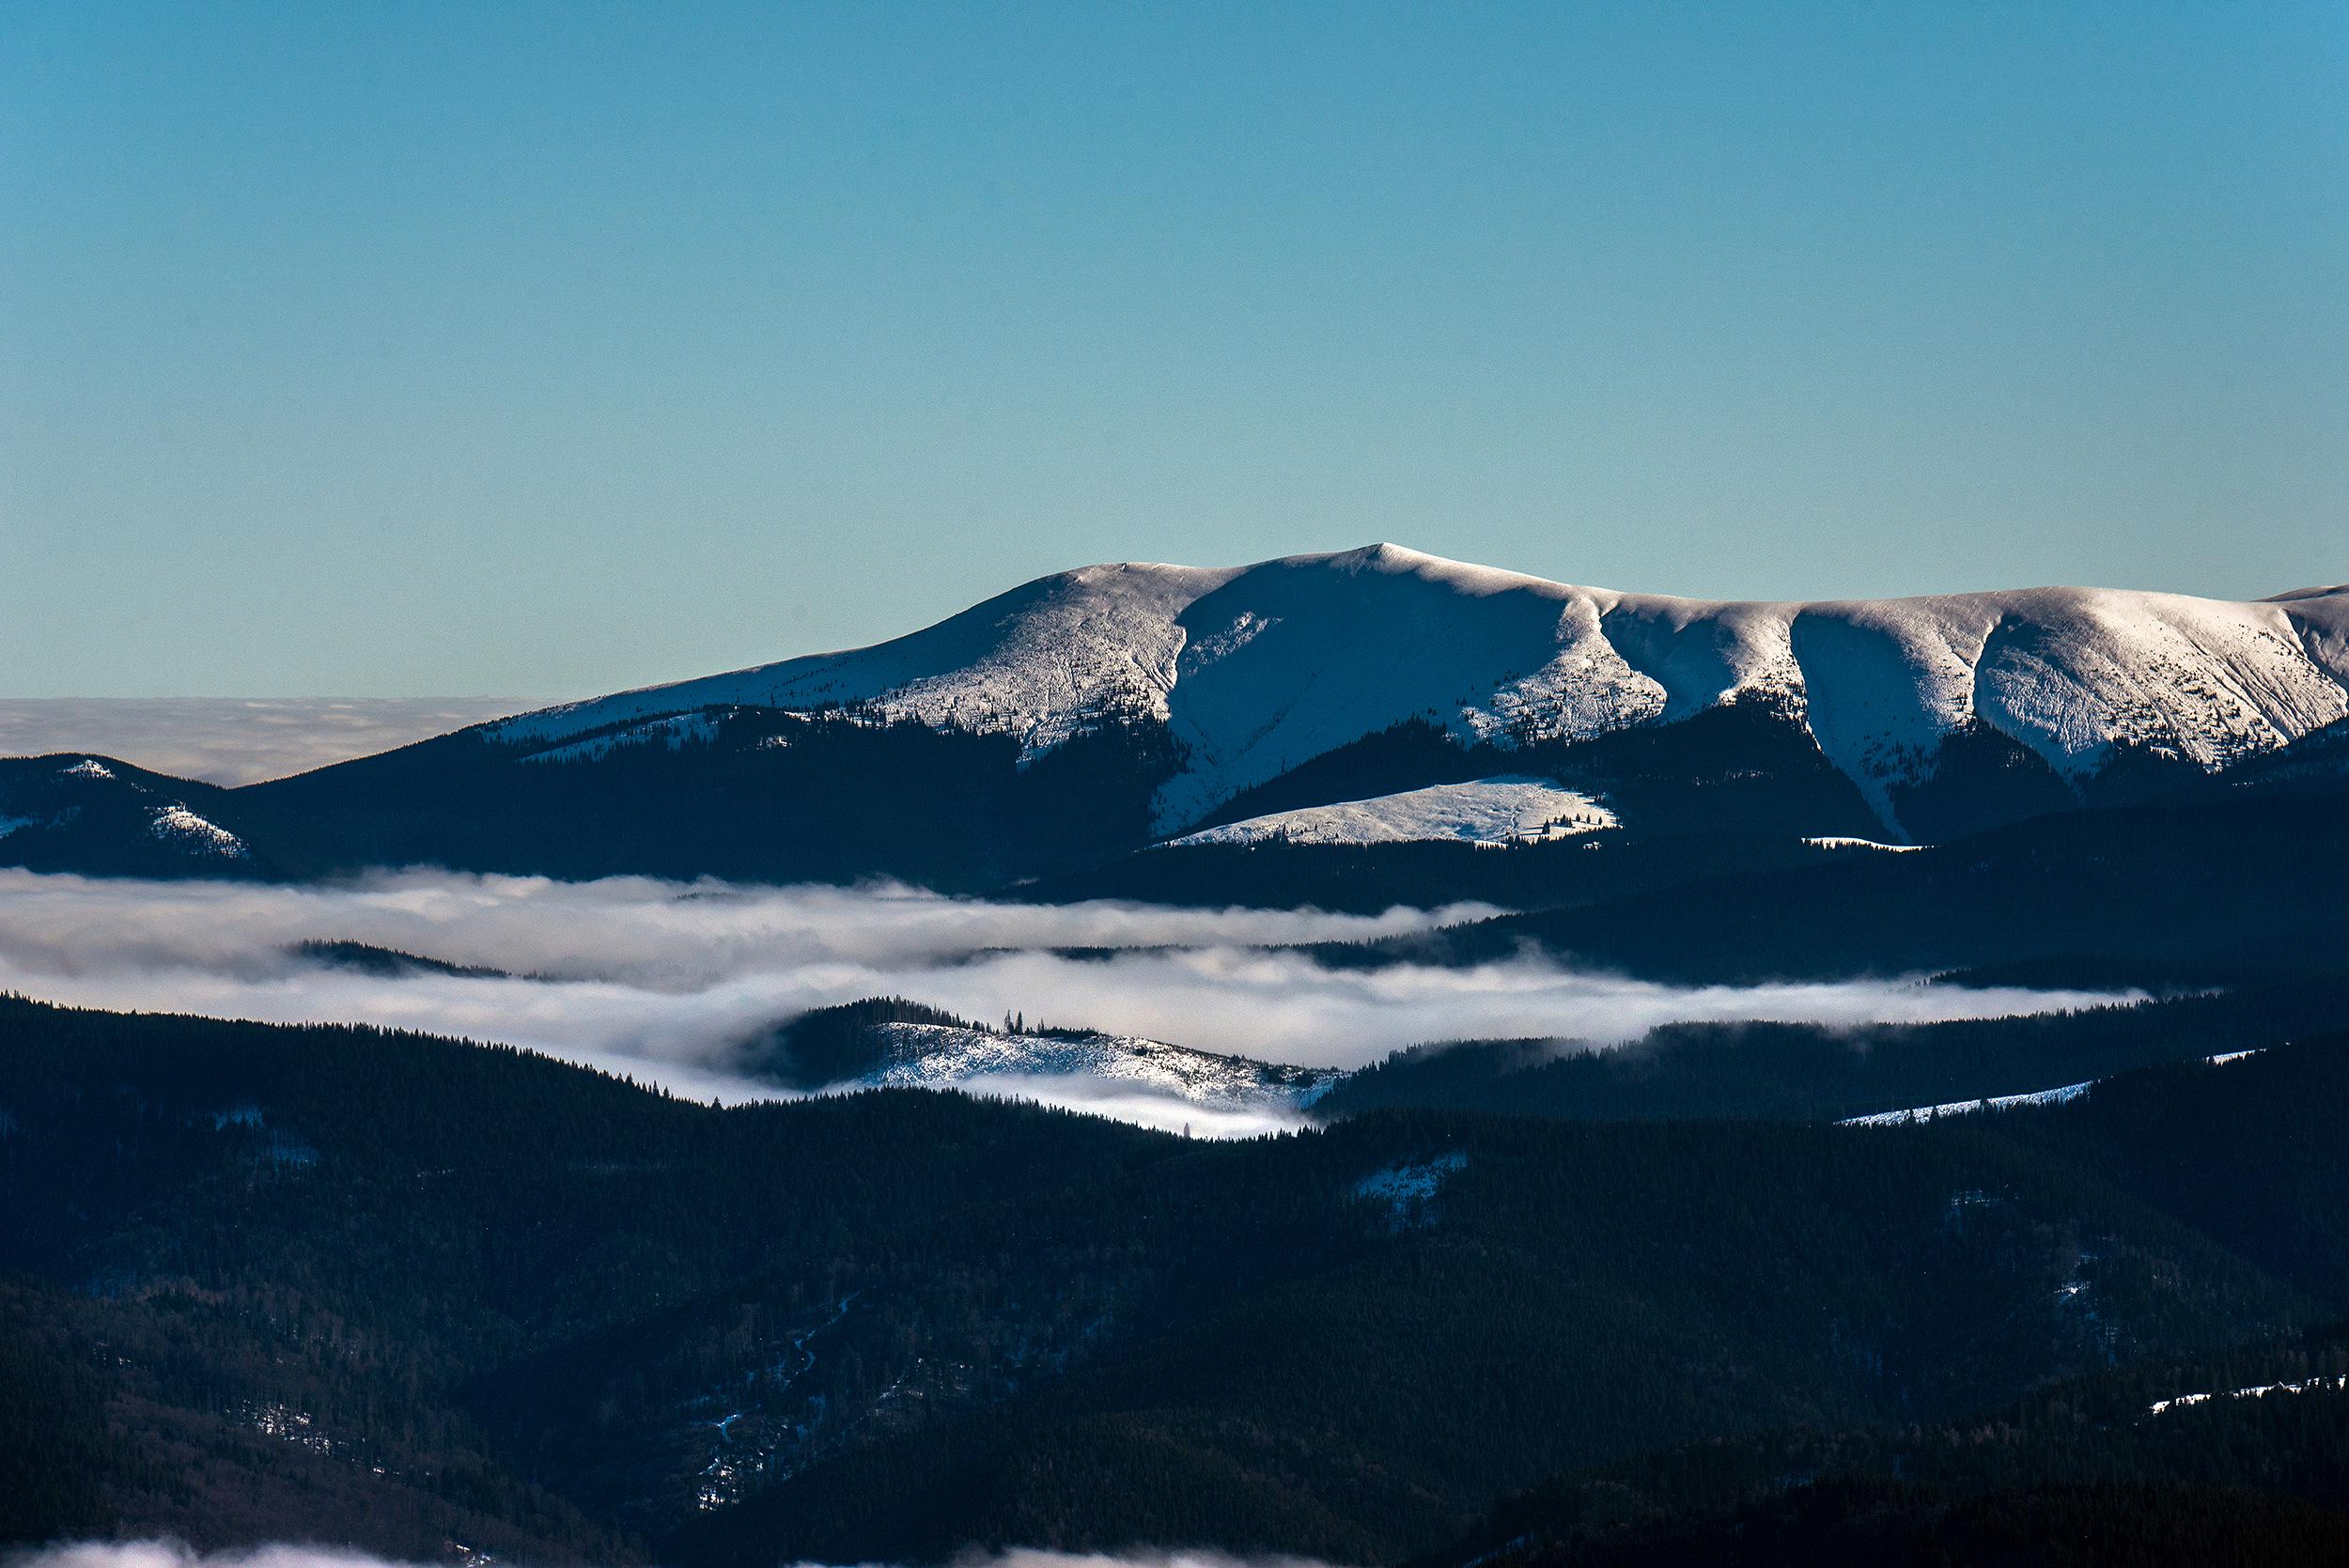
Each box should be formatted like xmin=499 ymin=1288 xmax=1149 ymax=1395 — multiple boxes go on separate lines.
xmin=490 ymin=546 xmax=2349 ymax=838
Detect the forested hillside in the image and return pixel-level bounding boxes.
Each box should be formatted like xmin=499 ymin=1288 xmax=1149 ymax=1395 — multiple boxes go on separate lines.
xmin=5 ymin=996 xmax=2348 ymax=1561
xmin=1420 ymin=1327 xmax=2349 ymax=1568
xmin=1315 ymin=977 xmax=2348 ymax=1125
xmin=0 ymin=705 xmax=1186 ymax=890
xmin=1310 ymin=787 xmax=2349 ymax=983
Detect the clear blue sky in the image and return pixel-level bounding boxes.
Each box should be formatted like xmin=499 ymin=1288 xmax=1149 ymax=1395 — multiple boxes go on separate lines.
xmin=4 ymin=2 xmax=2343 ymax=697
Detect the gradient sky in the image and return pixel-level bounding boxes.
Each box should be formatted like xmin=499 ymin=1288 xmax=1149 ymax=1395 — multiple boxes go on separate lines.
xmin=5 ymin=3 xmax=2344 ymax=698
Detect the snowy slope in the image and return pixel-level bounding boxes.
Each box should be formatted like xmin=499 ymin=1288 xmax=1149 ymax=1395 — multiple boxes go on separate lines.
xmin=2148 ymin=1375 xmax=2349 ymax=1418
xmin=484 ymin=547 xmax=2349 ymax=840
xmin=1836 ymin=1044 xmax=2272 ymax=1129
xmin=1 ymin=755 xmax=255 ymax=867
xmin=491 ymin=563 xmax=1237 ymax=756
xmin=1838 ymin=1079 xmax=2093 ymax=1127
xmin=851 ymin=1021 xmax=1341 ymax=1109
xmin=1166 ymin=775 xmax=1615 ymax=848
xmin=521 ymin=711 xmax=728 ymax=767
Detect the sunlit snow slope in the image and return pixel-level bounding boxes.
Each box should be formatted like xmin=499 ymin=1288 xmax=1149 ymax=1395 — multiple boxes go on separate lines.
xmin=1167 ymin=776 xmax=1616 ymax=848
xmin=851 ymin=1021 xmax=1340 ymax=1130
xmin=489 ymin=545 xmax=2349 ymax=839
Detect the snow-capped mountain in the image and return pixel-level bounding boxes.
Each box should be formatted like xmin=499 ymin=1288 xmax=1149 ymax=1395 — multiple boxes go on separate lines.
xmin=9 ymin=547 xmax=2346 ymax=892
xmin=488 ymin=545 xmax=2349 ymax=841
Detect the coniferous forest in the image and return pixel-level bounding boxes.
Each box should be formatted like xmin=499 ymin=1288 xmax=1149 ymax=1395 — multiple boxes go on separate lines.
xmin=7 ymin=989 xmax=2349 ymax=1565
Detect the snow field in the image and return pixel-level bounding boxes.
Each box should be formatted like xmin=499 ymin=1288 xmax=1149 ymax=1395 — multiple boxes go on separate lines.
xmin=1166 ymin=776 xmax=1616 ymax=848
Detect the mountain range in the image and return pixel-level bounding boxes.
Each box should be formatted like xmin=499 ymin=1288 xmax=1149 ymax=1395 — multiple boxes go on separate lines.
xmin=6 ymin=546 xmax=2347 ymax=897
xmin=8 ymin=547 xmax=2349 ymax=1565
xmin=490 ymin=542 xmax=2349 ymax=841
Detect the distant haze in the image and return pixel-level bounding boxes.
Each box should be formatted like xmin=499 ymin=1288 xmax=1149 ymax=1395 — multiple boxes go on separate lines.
xmin=0 ymin=698 xmax=549 ymax=785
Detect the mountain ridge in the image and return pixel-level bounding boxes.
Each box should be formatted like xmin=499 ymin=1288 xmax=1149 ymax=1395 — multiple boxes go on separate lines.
xmin=478 ymin=544 xmax=2349 ymax=842
xmin=7 ymin=548 xmax=2347 ymax=891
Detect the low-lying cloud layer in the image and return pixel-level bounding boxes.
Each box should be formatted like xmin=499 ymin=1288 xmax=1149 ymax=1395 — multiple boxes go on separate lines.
xmin=0 ymin=868 xmax=2139 ymax=1130
xmin=3 ymin=1545 xmax=443 ymax=1568
xmin=0 ymin=697 xmax=547 ymax=786
xmin=6 ymin=1543 xmax=1347 ymax=1568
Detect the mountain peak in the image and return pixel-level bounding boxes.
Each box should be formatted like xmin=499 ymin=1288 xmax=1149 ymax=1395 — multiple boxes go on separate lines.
xmin=474 ymin=549 xmax=2349 ymax=843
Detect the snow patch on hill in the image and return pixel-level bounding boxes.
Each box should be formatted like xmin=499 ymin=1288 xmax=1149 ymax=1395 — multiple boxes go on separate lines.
xmin=2149 ymin=1375 xmax=2349 ymax=1417
xmin=857 ymin=1021 xmax=1341 ymax=1111
xmin=1843 ymin=1024 xmax=2280 ymax=1130
xmin=1840 ymin=1079 xmax=2092 ymax=1127
xmin=1354 ymin=1151 xmax=1469 ymax=1227
xmin=148 ymin=806 xmax=247 ymax=860
xmin=1167 ymin=776 xmax=1615 ymax=848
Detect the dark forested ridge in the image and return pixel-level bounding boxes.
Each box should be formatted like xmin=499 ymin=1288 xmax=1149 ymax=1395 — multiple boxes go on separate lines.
xmin=740 ymin=995 xmax=979 ymax=1088
xmin=1418 ymin=1329 xmax=2349 ymax=1568
xmin=1400 ymin=1037 xmax=2349 ymax=1568
xmin=1163 ymin=697 xmax=1883 ymax=846
xmin=5 ymin=693 xmax=2343 ymax=931
xmin=6 ymin=705 xmax=1875 ymax=899
xmin=290 ymin=939 xmax=515 ymax=981
xmin=0 ymin=704 xmax=1188 ymax=890
xmin=8 ymin=719 xmax=2348 ymax=1019
xmin=5 ymin=996 xmax=2349 ymax=1563
xmin=1305 ymin=786 xmax=2349 ymax=983
xmin=1011 ymin=830 xmax=1869 ymax=916
xmin=1315 ymin=977 xmax=2349 ymax=1125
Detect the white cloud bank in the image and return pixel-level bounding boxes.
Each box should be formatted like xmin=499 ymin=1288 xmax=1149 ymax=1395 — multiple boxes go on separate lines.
xmin=0 ymin=698 xmax=547 ymax=786
xmin=0 ymin=868 xmax=2139 ymax=1130
xmin=6 ymin=1544 xmax=1351 ymax=1568
xmin=3 ymin=1545 xmax=443 ymax=1568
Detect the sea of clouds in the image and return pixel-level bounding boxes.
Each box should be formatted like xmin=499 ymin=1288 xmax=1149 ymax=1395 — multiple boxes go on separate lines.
xmin=0 ymin=867 xmax=2139 ymax=1133
xmin=5 ymin=1544 xmax=1341 ymax=1568
xmin=0 ymin=698 xmax=545 ymax=786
